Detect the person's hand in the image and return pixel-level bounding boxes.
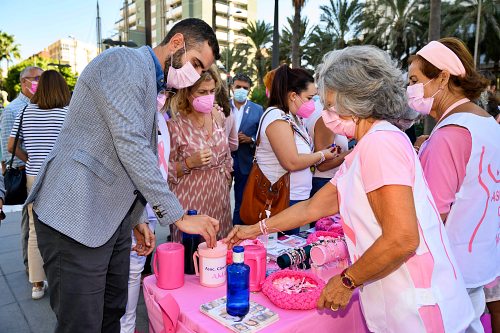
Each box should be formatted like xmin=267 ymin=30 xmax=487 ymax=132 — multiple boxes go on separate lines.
xmin=414 ymin=135 xmax=429 ymax=149
xmin=223 ymin=225 xmax=258 ymax=249
xmin=133 ymin=223 xmax=156 ymax=256
xmin=317 ymin=275 xmax=354 ymax=311
xmin=175 ymin=214 xmax=220 ymax=248
xmin=186 ymin=149 xmax=212 ymax=168
xmin=238 ymin=132 xmax=253 ymax=144
xmin=321 ymin=146 xmax=339 ymax=160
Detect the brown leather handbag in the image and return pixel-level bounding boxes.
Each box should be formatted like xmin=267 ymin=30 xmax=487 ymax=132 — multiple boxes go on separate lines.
xmin=239 ymin=109 xmax=291 ymax=225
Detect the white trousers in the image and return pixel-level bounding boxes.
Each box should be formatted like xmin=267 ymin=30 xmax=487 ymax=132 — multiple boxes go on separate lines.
xmin=120 ymin=217 xmax=157 ymax=333
xmin=465 ymin=286 xmax=486 ymax=333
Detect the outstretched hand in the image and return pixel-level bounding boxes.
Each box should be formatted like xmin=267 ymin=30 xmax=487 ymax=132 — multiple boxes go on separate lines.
xmin=223 ymin=225 xmax=258 ymax=249
xmin=175 ymin=214 xmax=220 ymax=248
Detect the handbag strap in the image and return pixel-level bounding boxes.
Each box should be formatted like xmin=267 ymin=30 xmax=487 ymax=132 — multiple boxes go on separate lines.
xmin=254 ymin=108 xmax=311 ymax=152
xmin=8 ymin=105 xmax=27 ymax=169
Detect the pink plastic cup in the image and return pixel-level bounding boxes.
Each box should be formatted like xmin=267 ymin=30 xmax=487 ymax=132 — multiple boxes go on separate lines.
xmin=193 ymin=241 xmax=228 ymax=287
xmin=153 ymin=243 xmax=184 ymax=290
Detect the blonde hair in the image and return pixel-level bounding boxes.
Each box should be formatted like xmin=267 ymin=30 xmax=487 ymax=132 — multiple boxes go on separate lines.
xmin=169 ymin=66 xmax=221 ymax=117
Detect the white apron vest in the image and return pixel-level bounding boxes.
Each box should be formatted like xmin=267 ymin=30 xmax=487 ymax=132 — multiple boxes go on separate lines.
xmin=420 ymin=113 xmax=500 ymax=288
xmin=335 ymin=121 xmax=473 ymax=333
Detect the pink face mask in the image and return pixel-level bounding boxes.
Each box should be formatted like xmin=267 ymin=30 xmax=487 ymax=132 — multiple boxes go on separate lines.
xmin=166 ymin=44 xmax=201 ymax=89
xmin=265 ymin=88 xmax=270 ymax=98
xmin=295 ymin=98 xmax=315 ymax=118
xmin=192 ymin=94 xmax=215 ymax=114
xmin=406 ymin=79 xmax=440 ymax=115
xmin=321 ymin=106 xmax=356 ymax=139
xmin=28 ymin=80 xmax=38 ymax=95
xmin=157 ymin=92 xmax=167 ymax=112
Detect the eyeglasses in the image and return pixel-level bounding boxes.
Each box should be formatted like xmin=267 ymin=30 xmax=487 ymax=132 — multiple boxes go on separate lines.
xmin=22 ymin=76 xmax=40 ymax=82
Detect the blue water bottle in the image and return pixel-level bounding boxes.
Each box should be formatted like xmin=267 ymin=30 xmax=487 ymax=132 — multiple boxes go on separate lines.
xmin=226 ymin=246 xmax=250 ymax=317
xmin=182 ymin=210 xmax=200 ymax=275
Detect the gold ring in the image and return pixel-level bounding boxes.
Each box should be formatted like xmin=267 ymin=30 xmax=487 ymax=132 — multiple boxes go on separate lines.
xmin=330 ymin=305 xmax=339 ymax=311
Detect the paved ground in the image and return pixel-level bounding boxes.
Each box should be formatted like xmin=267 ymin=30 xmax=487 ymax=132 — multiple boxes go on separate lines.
xmin=0 ymin=205 xmax=173 ymax=333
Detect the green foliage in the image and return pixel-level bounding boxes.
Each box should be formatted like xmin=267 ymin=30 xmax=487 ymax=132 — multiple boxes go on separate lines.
xmin=250 ymin=85 xmax=268 ymax=108
xmin=280 ymin=16 xmax=311 ymax=67
xmin=442 ymin=0 xmax=500 ymax=66
xmin=2 ymin=56 xmax=78 ymax=101
xmin=0 ymin=31 xmax=21 ymax=65
xmin=239 ymin=20 xmax=273 ymax=87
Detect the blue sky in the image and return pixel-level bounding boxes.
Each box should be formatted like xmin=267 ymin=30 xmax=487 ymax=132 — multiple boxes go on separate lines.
xmin=0 ymin=0 xmax=322 ymax=63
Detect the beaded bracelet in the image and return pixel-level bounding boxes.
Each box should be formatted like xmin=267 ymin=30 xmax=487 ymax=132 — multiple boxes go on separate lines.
xmin=314 ymin=151 xmax=326 ymax=166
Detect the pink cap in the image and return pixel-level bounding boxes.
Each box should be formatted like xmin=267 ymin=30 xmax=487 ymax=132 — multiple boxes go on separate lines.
xmin=416 ymin=41 xmax=466 ymax=77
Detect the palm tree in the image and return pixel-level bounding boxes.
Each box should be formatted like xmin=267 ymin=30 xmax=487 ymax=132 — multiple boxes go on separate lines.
xmin=291 ymin=0 xmax=307 ymax=68
xmin=280 ymin=16 xmax=311 ymax=67
xmin=362 ymin=0 xmax=428 ymax=64
xmin=320 ymin=0 xmax=363 ymax=49
xmin=303 ymin=26 xmax=337 ymax=70
xmin=442 ymin=0 xmax=500 ymax=67
xmin=0 ymin=31 xmax=21 ymax=69
xmin=429 ymin=0 xmax=441 ymax=40
xmin=240 ymin=20 xmax=273 ymax=86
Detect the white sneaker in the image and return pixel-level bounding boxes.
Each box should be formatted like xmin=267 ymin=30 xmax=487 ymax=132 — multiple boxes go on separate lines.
xmin=32 ymin=281 xmax=48 ymax=300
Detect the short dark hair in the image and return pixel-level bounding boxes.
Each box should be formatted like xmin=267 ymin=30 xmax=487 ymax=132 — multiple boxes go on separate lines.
xmin=31 ymin=70 xmax=71 ymax=109
xmin=160 ymin=18 xmax=220 ymax=60
xmin=232 ymin=73 xmax=252 ymax=87
xmin=268 ymin=64 xmax=314 ymax=112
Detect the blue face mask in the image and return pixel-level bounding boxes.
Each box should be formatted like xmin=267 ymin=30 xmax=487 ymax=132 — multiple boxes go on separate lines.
xmin=234 ymin=88 xmax=249 ymax=103
xmin=312 ymin=95 xmax=320 ymax=102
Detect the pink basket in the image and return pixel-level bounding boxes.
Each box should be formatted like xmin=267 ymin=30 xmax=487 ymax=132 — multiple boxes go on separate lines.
xmin=262 ymin=270 xmax=325 ymax=310
xmin=306 ymin=230 xmax=344 ymax=244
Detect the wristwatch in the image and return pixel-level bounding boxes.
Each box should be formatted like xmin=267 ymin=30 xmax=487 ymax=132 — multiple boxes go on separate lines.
xmin=340 ymin=268 xmax=359 ymax=290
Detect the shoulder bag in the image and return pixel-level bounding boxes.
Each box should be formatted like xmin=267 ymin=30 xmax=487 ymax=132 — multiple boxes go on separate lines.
xmin=4 ymin=106 xmax=28 ymax=205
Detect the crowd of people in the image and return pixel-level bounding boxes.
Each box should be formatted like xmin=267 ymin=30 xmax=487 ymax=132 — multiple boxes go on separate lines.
xmin=0 ymin=17 xmax=498 ymax=333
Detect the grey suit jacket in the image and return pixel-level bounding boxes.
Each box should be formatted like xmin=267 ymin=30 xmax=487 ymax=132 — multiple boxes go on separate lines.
xmin=26 ymin=46 xmax=184 ymax=247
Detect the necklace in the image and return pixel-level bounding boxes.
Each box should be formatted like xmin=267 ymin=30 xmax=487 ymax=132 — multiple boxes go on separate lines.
xmin=191 ymin=114 xmax=206 ymax=129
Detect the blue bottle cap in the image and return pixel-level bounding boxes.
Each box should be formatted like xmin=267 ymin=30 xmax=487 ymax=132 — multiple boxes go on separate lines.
xmin=233 ymin=246 xmax=244 ymax=253
xmin=187 ymin=210 xmax=197 ymax=215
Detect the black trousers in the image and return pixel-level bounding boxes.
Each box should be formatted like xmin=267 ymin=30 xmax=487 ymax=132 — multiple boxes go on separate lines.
xmin=34 ymin=211 xmax=132 ymax=333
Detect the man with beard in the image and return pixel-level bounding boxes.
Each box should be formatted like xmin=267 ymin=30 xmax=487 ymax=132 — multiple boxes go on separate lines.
xmin=26 ymin=18 xmax=220 ymax=333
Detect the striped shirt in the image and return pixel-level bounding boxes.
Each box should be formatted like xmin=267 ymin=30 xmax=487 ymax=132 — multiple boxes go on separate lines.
xmin=10 ymin=103 xmax=67 ymax=176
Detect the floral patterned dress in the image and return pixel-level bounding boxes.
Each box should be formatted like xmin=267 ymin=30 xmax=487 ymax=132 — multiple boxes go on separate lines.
xmin=167 ymin=110 xmax=233 ymax=242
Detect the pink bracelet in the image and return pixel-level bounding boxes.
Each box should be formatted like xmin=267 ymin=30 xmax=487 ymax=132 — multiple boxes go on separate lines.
xmin=259 ymin=219 xmax=269 ymax=235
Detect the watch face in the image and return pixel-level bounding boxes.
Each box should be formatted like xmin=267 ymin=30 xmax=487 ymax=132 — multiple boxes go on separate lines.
xmin=342 ymin=275 xmax=353 ymax=288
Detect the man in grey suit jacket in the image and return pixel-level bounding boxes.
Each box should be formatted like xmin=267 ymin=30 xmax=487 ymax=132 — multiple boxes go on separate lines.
xmin=28 ymin=19 xmax=220 ymax=333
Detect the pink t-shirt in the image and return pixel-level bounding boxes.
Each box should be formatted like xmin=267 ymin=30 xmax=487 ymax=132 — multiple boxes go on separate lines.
xmin=331 ymin=127 xmax=415 ymax=192
xmin=419 ymin=125 xmax=472 ymax=214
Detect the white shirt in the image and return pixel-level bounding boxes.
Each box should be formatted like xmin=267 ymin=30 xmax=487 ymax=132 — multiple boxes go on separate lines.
xmin=231 ymin=99 xmax=247 ymax=131
xmin=256 ymin=107 xmax=313 ymax=200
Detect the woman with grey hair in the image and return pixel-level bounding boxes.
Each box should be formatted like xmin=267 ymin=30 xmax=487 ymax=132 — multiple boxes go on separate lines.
xmin=225 ymin=45 xmax=473 ymax=332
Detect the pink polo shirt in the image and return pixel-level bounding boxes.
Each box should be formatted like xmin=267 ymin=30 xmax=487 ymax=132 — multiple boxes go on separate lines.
xmin=419 ymin=125 xmax=472 ymax=215
xmin=331 ymin=128 xmax=415 ymax=192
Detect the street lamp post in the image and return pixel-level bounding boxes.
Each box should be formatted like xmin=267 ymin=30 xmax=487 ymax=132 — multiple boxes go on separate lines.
xmin=68 ymin=35 xmax=77 ymax=74
xmin=225 ymin=1 xmax=241 ymax=75
xmin=473 ymin=0 xmax=482 ymax=68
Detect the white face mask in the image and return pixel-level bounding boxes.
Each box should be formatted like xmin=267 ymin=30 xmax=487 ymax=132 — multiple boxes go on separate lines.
xmin=166 ymin=43 xmax=201 ymax=89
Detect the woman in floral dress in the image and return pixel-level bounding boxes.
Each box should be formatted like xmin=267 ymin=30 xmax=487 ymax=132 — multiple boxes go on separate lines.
xmin=167 ymin=66 xmax=232 ymax=242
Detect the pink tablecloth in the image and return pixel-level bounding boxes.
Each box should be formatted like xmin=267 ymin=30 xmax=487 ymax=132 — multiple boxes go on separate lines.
xmin=143 ymin=274 xmax=370 ymax=333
